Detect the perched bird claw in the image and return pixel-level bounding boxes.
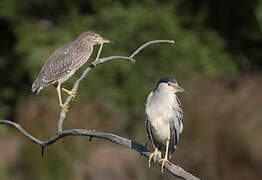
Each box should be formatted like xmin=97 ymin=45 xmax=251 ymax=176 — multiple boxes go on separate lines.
xmin=148 ymin=148 xmax=159 ymax=168
xmin=62 ymin=88 xmax=77 ymax=100
xmin=60 ymin=103 xmax=69 ymax=112
xmin=68 ymin=90 xmax=77 ymax=100
xmin=158 ymin=158 xmax=171 ymax=174
xmin=70 ymin=90 xmax=77 ymax=97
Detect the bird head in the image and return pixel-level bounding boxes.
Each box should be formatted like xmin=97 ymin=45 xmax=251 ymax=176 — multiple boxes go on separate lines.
xmin=156 ymin=77 xmax=188 ymax=94
xmin=78 ymin=31 xmax=111 ymax=45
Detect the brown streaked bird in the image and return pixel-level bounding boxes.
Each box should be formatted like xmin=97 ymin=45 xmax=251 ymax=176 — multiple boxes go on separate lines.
xmin=31 ymin=31 xmax=110 ymax=112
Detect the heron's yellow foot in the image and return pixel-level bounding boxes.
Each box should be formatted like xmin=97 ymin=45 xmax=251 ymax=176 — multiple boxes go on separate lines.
xmin=158 ymin=157 xmax=171 ymax=174
xmin=62 ymin=88 xmax=77 ymax=100
xmin=60 ymin=103 xmax=69 ymax=112
xmin=148 ymin=148 xmax=158 ymax=168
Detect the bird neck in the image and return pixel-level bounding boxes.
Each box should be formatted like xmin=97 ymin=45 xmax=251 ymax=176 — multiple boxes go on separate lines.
xmin=154 ymin=85 xmax=174 ymax=96
xmin=152 ymin=88 xmax=177 ymax=105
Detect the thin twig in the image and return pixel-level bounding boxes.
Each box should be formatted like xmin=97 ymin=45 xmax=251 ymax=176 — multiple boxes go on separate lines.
xmin=94 ymin=56 xmax=136 ymax=65
xmin=95 ymin=42 xmax=104 ymax=61
xmin=130 ymin=40 xmax=175 ymax=58
xmin=0 ymin=120 xmax=199 ymax=180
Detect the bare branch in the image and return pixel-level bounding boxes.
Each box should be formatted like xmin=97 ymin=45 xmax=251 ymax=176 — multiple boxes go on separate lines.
xmin=95 ymin=42 xmax=104 ymax=61
xmin=0 ymin=120 xmax=199 ymax=180
xmin=57 ymin=40 xmax=175 ymax=132
xmin=0 ymin=120 xmax=43 ymax=145
xmin=94 ymin=56 xmax=136 ymax=65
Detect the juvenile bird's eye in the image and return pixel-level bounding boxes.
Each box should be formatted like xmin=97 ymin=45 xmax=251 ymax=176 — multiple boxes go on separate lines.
xmin=168 ymin=82 xmax=171 ymax=86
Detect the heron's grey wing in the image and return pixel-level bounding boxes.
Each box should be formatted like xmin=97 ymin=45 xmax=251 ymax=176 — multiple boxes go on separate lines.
xmin=168 ymin=96 xmax=183 ymax=159
xmin=38 ymin=42 xmax=75 ymax=84
xmin=145 ymin=115 xmax=157 ymax=149
xmin=145 ymin=92 xmax=158 ymax=149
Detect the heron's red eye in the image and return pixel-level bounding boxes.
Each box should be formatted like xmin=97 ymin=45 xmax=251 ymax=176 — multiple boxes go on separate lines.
xmin=168 ymin=82 xmax=171 ymax=86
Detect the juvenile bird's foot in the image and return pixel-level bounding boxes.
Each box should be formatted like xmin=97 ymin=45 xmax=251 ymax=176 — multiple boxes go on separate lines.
xmin=158 ymin=157 xmax=171 ymax=174
xmin=62 ymin=88 xmax=77 ymax=100
xmin=68 ymin=90 xmax=76 ymax=99
xmin=60 ymin=103 xmax=69 ymax=112
xmin=148 ymin=148 xmax=159 ymax=168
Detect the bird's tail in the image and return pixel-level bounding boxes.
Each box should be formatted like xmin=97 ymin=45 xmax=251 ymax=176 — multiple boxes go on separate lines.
xmin=31 ymin=78 xmax=44 ymax=94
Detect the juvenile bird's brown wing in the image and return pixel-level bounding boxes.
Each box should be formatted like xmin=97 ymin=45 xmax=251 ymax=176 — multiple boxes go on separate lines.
xmin=40 ymin=42 xmax=75 ymax=84
xmin=31 ymin=42 xmax=75 ymax=93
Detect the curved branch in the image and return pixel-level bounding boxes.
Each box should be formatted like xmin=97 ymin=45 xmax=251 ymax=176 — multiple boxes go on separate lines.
xmin=57 ymin=40 xmax=175 ymax=132
xmin=0 ymin=120 xmax=199 ymax=180
xmin=130 ymin=40 xmax=175 ymax=58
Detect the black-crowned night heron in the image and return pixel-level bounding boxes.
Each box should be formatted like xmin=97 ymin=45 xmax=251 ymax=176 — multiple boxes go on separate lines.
xmin=145 ymin=77 xmax=188 ymax=173
xmin=31 ymin=31 xmax=110 ymax=112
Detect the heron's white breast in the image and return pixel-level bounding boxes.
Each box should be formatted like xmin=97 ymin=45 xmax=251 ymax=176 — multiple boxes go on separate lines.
xmin=146 ymin=90 xmax=177 ymax=143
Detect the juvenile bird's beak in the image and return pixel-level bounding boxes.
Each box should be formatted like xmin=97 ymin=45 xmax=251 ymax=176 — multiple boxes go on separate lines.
xmin=172 ymin=84 xmax=189 ymax=94
xmin=98 ymin=37 xmax=110 ymax=43
xmin=96 ymin=36 xmax=111 ymax=44
xmin=102 ymin=38 xmax=111 ymax=43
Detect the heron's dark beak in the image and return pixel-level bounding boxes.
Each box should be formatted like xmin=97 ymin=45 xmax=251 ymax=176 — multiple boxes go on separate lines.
xmin=172 ymin=84 xmax=189 ymax=94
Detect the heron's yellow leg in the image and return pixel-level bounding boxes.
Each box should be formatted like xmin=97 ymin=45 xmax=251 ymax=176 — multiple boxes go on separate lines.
xmin=148 ymin=148 xmax=159 ymax=168
xmin=158 ymin=139 xmax=171 ymax=174
xmin=56 ymin=84 xmax=69 ymax=112
xmin=62 ymin=88 xmax=77 ymax=100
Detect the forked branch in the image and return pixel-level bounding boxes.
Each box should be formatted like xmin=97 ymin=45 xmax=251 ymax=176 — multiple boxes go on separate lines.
xmin=0 ymin=120 xmax=199 ymax=180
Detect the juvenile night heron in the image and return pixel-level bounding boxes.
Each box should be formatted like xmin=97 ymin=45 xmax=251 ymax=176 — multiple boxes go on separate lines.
xmin=145 ymin=77 xmax=188 ymax=173
xmin=31 ymin=31 xmax=110 ymax=112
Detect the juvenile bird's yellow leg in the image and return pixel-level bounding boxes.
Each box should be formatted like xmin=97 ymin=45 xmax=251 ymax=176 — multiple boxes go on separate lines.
xmin=158 ymin=139 xmax=171 ymax=174
xmin=56 ymin=83 xmax=69 ymax=112
xmin=62 ymin=88 xmax=77 ymax=100
xmin=148 ymin=148 xmax=159 ymax=168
